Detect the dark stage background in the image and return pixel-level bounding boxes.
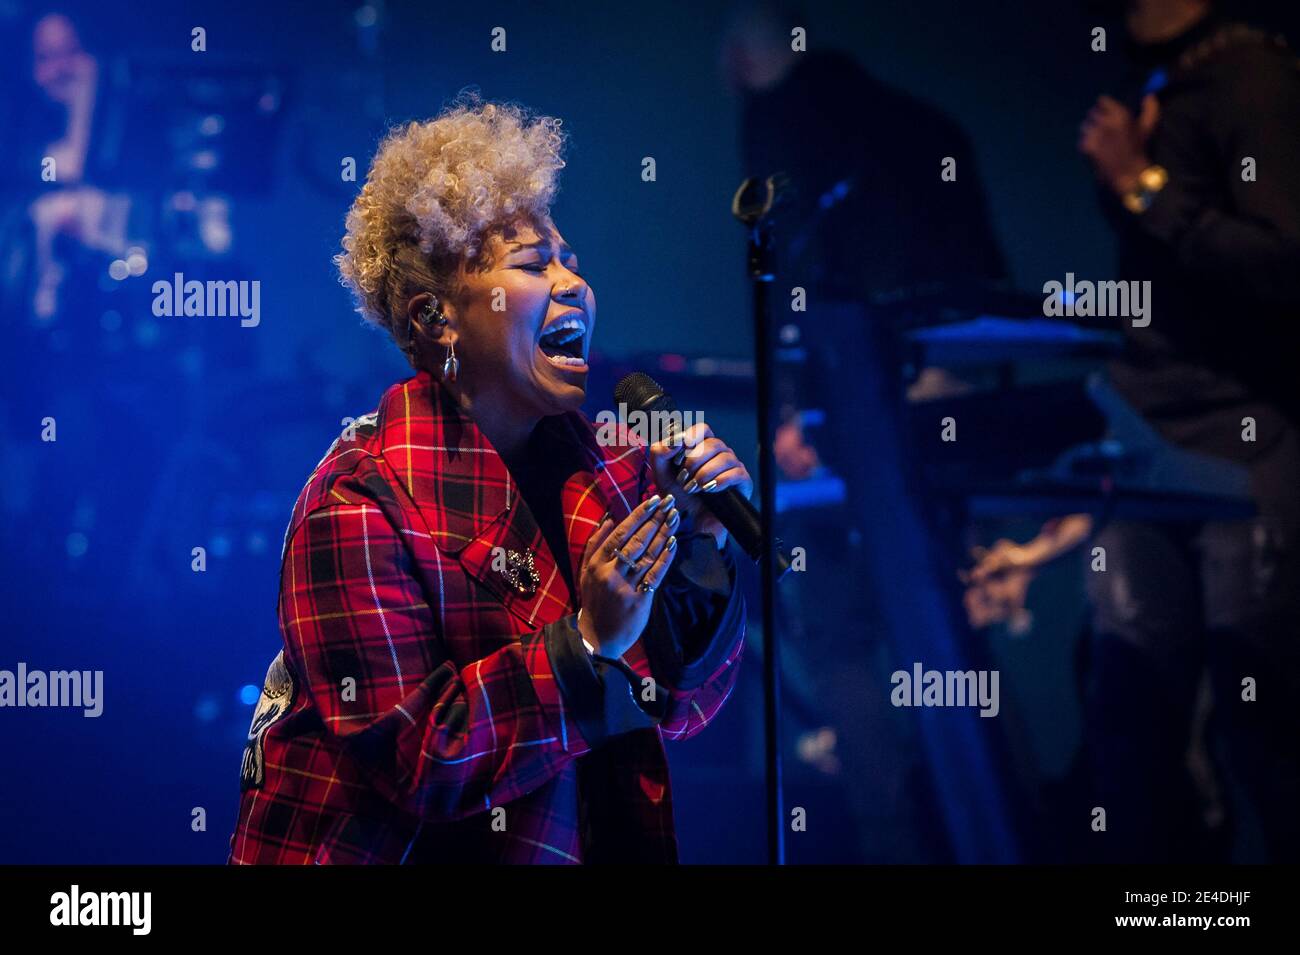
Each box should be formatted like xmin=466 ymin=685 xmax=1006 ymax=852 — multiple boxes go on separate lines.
xmin=1 ymin=0 xmax=1293 ymax=863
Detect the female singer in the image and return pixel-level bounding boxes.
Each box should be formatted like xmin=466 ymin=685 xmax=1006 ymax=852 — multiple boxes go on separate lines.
xmin=229 ymin=97 xmax=749 ymax=864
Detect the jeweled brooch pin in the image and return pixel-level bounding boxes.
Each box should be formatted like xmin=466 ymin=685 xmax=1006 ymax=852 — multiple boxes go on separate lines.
xmin=501 ymin=547 xmax=540 ymax=597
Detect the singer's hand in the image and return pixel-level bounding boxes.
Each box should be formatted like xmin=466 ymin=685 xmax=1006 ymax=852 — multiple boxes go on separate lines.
xmin=648 ymin=421 xmax=753 ymax=551
xmin=577 ymin=496 xmax=679 ymax=659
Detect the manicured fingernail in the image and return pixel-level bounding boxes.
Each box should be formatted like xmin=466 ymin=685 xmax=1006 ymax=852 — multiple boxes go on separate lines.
xmin=662 ymin=493 xmax=675 ymax=508
xmin=667 ymin=508 xmax=680 ymax=525
xmin=676 ymin=467 xmax=689 ymax=485
xmin=668 ymin=535 xmax=677 ymax=550
xmin=701 ymin=479 xmax=718 ymax=493
xmin=684 ymin=479 xmax=699 ymax=494
xmin=646 ymin=494 xmax=662 ymax=508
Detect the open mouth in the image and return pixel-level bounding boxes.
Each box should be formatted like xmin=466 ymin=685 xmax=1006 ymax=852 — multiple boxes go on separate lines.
xmin=538 ymin=313 xmax=589 ymax=370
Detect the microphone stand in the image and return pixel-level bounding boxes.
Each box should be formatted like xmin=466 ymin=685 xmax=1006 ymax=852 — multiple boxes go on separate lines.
xmin=732 ymin=176 xmax=786 ymax=866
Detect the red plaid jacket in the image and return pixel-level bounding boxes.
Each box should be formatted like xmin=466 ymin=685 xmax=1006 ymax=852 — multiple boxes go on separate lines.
xmin=228 ymin=369 xmax=745 ymax=864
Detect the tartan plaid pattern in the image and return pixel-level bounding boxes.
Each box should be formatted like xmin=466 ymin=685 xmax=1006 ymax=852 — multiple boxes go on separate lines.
xmin=228 ymin=369 xmax=745 ymax=864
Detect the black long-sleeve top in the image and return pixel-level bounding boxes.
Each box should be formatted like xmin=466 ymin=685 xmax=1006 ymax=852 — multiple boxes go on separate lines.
xmin=1105 ymin=18 xmax=1300 ymax=468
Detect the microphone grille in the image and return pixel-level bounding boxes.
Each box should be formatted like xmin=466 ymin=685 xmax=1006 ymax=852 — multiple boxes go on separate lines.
xmin=614 ymin=371 xmax=667 ymax=410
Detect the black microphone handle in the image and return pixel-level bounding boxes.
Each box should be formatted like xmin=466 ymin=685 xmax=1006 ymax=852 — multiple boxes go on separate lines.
xmin=656 ymin=406 xmax=792 ymax=579
xmin=615 ymin=372 xmax=791 ymax=578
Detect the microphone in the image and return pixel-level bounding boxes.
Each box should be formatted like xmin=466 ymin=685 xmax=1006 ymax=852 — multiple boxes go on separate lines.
xmin=614 ymin=372 xmax=791 ymax=579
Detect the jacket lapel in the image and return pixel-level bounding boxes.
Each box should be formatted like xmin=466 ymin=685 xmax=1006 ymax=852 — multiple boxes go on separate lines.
xmin=546 ymin=409 xmax=649 ymax=580
xmin=376 ymin=371 xmax=647 ymax=632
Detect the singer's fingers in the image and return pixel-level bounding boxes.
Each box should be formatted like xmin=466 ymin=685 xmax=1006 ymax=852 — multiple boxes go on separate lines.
xmin=646 ymin=439 xmax=685 ymax=471
xmin=581 ymin=513 xmax=617 ymax=569
xmin=694 ymin=464 xmax=752 ymax=498
xmin=679 ymin=433 xmax=721 ymax=459
xmin=626 ymin=514 xmax=676 ymax=586
xmin=686 ymin=446 xmax=748 ymax=485
xmin=636 ymin=530 xmax=679 ymax=595
xmin=665 ymin=420 xmax=717 ymax=459
xmin=673 ymin=436 xmax=726 ymax=482
xmin=648 ymin=423 xmax=711 ymax=500
xmin=601 ymin=494 xmax=668 ymax=562
xmin=616 ymin=497 xmax=676 ymax=565
xmin=676 ymin=420 xmax=715 ymax=452
xmin=670 ymin=439 xmax=754 ymax=493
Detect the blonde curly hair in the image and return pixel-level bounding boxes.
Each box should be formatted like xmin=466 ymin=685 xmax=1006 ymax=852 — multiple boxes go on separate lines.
xmin=335 ymin=95 xmax=568 ymax=365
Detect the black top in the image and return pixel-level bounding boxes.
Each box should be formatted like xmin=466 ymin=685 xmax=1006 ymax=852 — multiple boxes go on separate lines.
xmin=503 ymin=416 xmax=585 ymax=602
xmin=1104 ymin=17 xmax=1300 ymax=468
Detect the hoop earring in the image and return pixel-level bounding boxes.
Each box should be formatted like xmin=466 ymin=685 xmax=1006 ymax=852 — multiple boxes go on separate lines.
xmin=443 ymin=340 xmax=459 ymax=382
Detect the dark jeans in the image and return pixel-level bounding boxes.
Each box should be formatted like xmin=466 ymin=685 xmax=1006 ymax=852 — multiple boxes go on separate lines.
xmin=1083 ymin=514 xmax=1300 ymax=861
